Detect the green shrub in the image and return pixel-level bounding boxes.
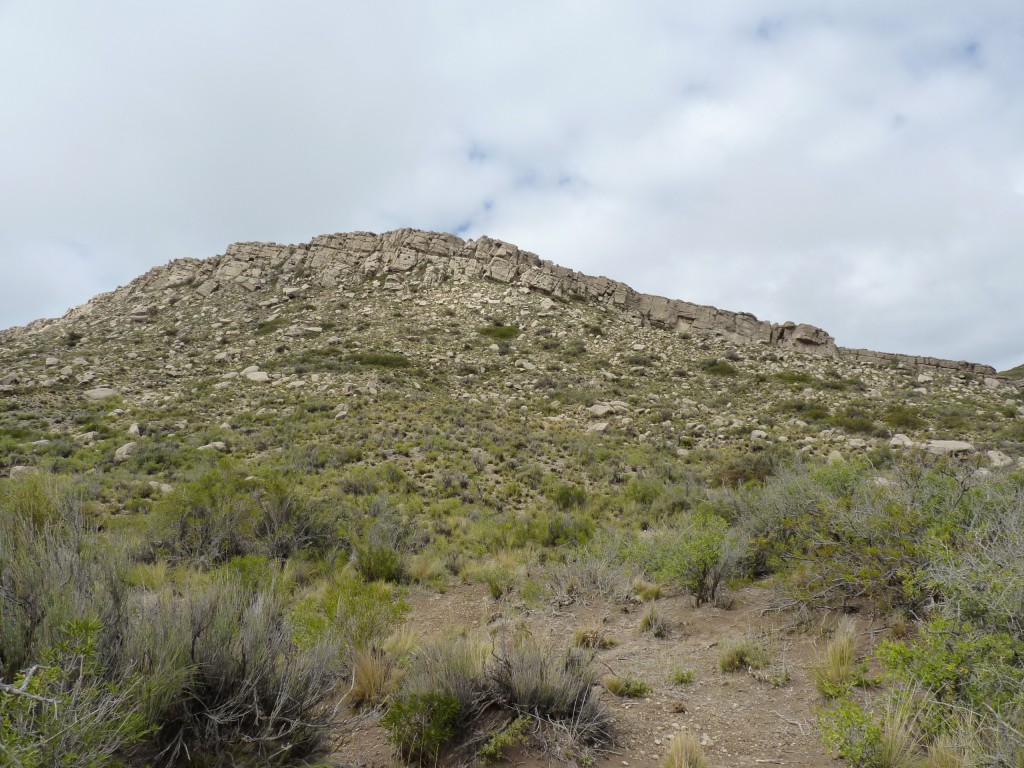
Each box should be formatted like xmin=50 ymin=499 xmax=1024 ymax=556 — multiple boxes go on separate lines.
xmin=477 ymin=323 xmax=521 ymax=341
xmin=0 ymin=619 xmax=151 ymax=768
xmin=623 ymin=510 xmax=735 ymax=605
xmin=477 ymin=716 xmax=529 ymax=763
xmin=700 ymin=358 xmax=738 ymax=376
xmin=382 ymin=692 xmax=461 ymax=765
xmin=348 ymin=351 xmax=413 ymax=368
xmin=549 ymin=482 xmax=587 ymax=511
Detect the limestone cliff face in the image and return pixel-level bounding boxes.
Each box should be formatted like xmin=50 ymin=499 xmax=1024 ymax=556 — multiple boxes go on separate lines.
xmin=22 ymin=228 xmax=997 ymax=376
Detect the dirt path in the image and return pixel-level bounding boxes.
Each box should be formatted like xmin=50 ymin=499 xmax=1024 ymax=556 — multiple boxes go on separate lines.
xmin=332 ymin=583 xmax=842 ymax=767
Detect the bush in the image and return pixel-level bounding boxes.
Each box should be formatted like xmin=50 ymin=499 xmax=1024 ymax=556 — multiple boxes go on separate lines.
xmin=477 ymin=323 xmax=521 ymax=341
xmin=623 ymin=510 xmax=736 ymax=606
xmin=0 ymin=619 xmax=151 ymax=767
xmin=382 ymin=692 xmax=461 ymax=765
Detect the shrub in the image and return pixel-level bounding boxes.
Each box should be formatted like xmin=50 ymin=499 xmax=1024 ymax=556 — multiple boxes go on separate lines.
xmin=348 ymin=351 xmax=413 ymax=368
xmin=700 ymin=359 xmax=738 ymax=376
xmin=477 ymin=716 xmax=529 ymax=763
xmin=0 ymin=619 xmax=151 ymax=768
xmin=382 ymin=692 xmax=461 ymax=766
xmin=623 ymin=511 xmax=736 ymax=606
xmin=477 ymin=323 xmax=521 ymax=341
xmin=549 ymin=482 xmax=587 ymax=511
xmin=490 ymin=640 xmax=610 ymax=745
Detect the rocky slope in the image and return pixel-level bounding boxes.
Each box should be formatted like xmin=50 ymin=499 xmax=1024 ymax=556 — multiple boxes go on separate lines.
xmin=1 ymin=228 xmax=1021 ymax=484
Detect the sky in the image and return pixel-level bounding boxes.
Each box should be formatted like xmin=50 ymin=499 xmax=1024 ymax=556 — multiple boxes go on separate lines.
xmin=1 ymin=2 xmax=1023 ymax=370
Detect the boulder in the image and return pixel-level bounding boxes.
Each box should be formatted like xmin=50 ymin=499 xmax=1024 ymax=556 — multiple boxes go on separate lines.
xmin=924 ymin=440 xmax=976 ymax=456
xmin=889 ymin=434 xmax=914 ymax=449
xmin=114 ymin=442 xmax=138 ymax=462
xmin=9 ymin=466 xmax=39 ymax=478
xmin=84 ymin=387 xmax=119 ymax=401
xmin=987 ymin=450 xmax=1013 ymax=468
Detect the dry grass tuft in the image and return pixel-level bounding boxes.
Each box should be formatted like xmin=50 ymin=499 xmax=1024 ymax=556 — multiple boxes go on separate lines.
xmin=640 ymin=605 xmax=670 ymax=637
xmin=660 ymin=731 xmax=710 ymax=768
xmin=347 ymin=647 xmax=397 ymax=709
xmin=811 ymin=617 xmax=859 ymax=697
xmin=573 ymin=625 xmax=618 ymax=649
xmin=633 ymin=576 xmax=663 ymax=602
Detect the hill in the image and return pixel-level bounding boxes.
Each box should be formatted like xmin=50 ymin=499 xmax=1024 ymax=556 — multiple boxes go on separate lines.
xmin=2 ymin=229 xmax=1024 ymax=767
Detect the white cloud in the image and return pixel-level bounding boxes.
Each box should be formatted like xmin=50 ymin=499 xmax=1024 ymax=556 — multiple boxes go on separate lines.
xmin=1 ymin=1 xmax=1022 ymax=370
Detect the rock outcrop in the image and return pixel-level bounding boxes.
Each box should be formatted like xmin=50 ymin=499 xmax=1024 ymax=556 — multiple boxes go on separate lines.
xmin=4 ymin=228 xmax=999 ymax=376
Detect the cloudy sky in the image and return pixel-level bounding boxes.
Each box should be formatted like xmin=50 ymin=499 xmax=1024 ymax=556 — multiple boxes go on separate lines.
xmin=2 ymin=2 xmax=1022 ymax=369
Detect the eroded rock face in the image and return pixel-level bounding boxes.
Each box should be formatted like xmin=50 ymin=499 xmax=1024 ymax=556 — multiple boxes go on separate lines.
xmin=10 ymin=228 xmax=999 ymax=376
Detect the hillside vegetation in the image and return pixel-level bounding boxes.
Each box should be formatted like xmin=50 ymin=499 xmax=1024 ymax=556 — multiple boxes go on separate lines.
xmin=1 ymin=229 xmax=1024 ymax=767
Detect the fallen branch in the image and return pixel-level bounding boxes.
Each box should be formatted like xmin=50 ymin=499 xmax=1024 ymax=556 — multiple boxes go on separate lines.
xmin=0 ymin=665 xmax=59 ymax=705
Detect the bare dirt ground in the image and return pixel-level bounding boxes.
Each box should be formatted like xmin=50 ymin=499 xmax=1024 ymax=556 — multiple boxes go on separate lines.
xmin=332 ymin=582 xmax=849 ymax=767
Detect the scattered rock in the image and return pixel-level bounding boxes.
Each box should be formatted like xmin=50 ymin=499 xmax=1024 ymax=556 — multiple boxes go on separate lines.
xmin=890 ymin=434 xmax=913 ymax=449
xmin=924 ymin=440 xmax=976 ymax=456
xmin=114 ymin=442 xmax=138 ymax=462
xmin=84 ymin=387 xmax=119 ymax=401
xmin=987 ymin=450 xmax=1013 ymax=468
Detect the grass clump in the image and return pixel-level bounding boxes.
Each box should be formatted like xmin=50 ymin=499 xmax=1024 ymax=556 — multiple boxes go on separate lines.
xmin=718 ymin=635 xmax=771 ymax=672
xmin=660 ymin=730 xmax=710 ymax=768
xmin=669 ymin=667 xmax=695 ymax=685
xmin=640 ymin=605 xmax=670 ymax=638
xmin=348 ymin=351 xmax=413 ymax=368
xmin=812 ymin=617 xmax=861 ymax=698
xmin=601 ymin=673 xmax=651 ymax=698
xmin=477 ymin=323 xmax=521 ymax=341
xmin=572 ymin=625 xmax=618 ymax=649
xmin=700 ymin=358 xmax=738 ymax=377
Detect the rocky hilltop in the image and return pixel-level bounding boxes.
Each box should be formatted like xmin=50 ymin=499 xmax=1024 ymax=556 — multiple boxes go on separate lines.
xmin=0 ymin=227 xmax=1020 ymax=477
xmin=9 ymin=228 xmax=998 ymax=376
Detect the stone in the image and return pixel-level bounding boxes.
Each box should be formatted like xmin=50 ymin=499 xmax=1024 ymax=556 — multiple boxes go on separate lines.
xmin=45 ymin=357 xmax=59 ymax=366
xmin=589 ymin=404 xmax=615 ymax=418
xmin=148 ymin=481 xmax=173 ymax=494
xmin=987 ymin=450 xmax=1013 ymax=468
xmin=114 ymin=442 xmax=138 ymax=462
xmin=924 ymin=440 xmax=976 ymax=456
xmin=128 ymin=423 xmax=141 ymax=437
xmin=198 ymin=441 xmax=227 ymax=452
xmin=750 ymin=429 xmax=768 ymax=441
xmin=84 ymin=387 xmax=119 ymax=401
xmin=244 ymin=370 xmax=271 ymax=382
xmin=0 ymin=373 xmax=19 ymax=386
xmin=9 ymin=466 xmax=39 ymax=478
xmin=587 ymin=422 xmax=609 ymax=433
xmin=890 ymin=434 xmax=913 ymax=449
